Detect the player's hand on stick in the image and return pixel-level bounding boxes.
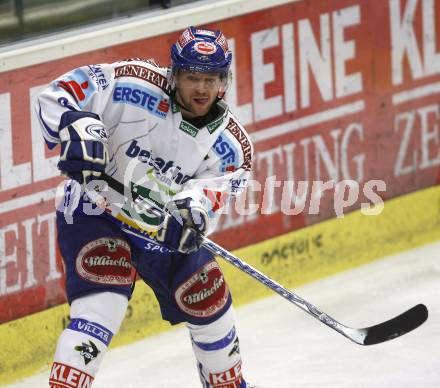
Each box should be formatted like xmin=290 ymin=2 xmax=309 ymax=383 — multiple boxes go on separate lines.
xmin=58 ymin=111 xmax=108 ymax=184
xmin=156 ymin=197 xmax=208 ymax=253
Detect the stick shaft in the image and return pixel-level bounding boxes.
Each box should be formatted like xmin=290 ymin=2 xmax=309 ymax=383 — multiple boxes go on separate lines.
xmin=201 ymin=236 xmax=347 ymax=337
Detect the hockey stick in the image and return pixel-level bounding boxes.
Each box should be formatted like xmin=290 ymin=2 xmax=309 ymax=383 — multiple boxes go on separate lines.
xmin=96 ymin=173 xmax=428 ymax=346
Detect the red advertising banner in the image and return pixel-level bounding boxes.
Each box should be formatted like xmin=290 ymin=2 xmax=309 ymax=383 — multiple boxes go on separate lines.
xmin=0 ymin=0 xmax=440 ymax=323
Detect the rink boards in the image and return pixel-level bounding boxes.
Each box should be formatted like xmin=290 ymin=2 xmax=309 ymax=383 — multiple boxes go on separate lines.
xmin=1 ymin=185 xmax=440 ymax=385
xmin=2 ymin=0 xmax=440 ymax=384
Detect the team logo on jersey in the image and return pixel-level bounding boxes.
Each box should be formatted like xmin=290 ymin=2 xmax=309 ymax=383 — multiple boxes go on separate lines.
xmin=194 ymin=41 xmax=217 ymax=55
xmin=85 ymin=123 xmax=107 ymax=141
xmin=175 ymin=260 xmax=230 ymax=318
xmin=228 ymin=338 xmax=241 ymax=357
xmin=74 ymin=340 xmax=100 ymax=365
xmin=113 ymin=82 xmax=169 ymax=118
xmin=75 ymin=238 xmax=132 ymax=285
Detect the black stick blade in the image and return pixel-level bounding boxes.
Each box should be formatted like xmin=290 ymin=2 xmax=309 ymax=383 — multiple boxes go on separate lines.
xmin=363 ymin=304 xmax=428 ymax=345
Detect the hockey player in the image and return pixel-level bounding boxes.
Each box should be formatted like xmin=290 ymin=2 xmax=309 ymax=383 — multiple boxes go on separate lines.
xmin=36 ymin=26 xmax=255 ymax=387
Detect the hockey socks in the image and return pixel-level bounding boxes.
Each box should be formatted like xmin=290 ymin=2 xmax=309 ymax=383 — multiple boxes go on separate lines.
xmin=188 ymin=307 xmax=246 ymax=388
xmin=49 ymin=292 xmax=128 ymax=387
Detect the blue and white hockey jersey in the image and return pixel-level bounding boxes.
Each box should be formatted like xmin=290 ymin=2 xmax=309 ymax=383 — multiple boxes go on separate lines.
xmin=35 ymin=59 xmax=253 ymax=238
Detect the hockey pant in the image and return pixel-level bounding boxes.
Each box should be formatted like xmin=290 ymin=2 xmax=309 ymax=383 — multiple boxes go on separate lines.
xmin=52 ymin=213 xmax=247 ymax=387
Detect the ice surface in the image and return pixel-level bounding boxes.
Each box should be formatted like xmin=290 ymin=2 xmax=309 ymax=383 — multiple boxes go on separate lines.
xmin=7 ymin=241 xmax=440 ymax=387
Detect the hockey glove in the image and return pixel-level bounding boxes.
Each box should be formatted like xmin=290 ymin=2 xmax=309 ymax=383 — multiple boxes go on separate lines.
xmin=156 ymin=198 xmax=208 ymax=254
xmin=58 ymin=111 xmax=108 ymax=184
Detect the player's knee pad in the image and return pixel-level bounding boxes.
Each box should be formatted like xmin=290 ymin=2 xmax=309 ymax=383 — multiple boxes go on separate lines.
xmin=49 ymin=292 xmax=128 ymax=387
xmin=187 ymin=306 xmax=245 ymax=388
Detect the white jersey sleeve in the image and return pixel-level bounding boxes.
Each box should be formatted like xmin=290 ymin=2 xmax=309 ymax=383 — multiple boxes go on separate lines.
xmin=35 ymin=63 xmax=115 ymax=148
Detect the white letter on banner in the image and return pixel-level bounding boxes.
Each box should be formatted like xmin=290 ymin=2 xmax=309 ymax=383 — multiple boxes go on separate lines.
xmin=227 ymin=39 xmax=254 ymax=125
xmin=394 ymin=110 xmax=417 ymax=176
xmin=418 ymin=104 xmax=440 ymax=169
xmin=30 ymin=85 xmax=59 ymax=182
xmin=37 ymin=213 xmax=62 ymax=282
xmin=341 ymin=123 xmax=365 ymax=181
xmin=333 ymin=5 xmax=363 ymax=98
xmin=0 ymin=223 xmax=22 ymax=295
xmin=282 ymin=142 xmax=296 ymax=182
xmin=299 ymin=13 xmax=333 ymax=108
xmin=422 ymin=0 xmax=440 ymax=76
xmin=390 ymin=0 xmax=424 ymax=85
xmin=312 ymin=130 xmax=341 ymax=182
xmin=0 ymin=93 xmax=32 ymax=191
xmin=258 ymin=147 xmax=283 ymax=214
xmin=22 ymin=217 xmax=37 ymax=288
xmin=251 ymin=27 xmax=283 ymax=121
xmin=282 ymin=23 xmax=297 ymax=113
xmin=299 ymin=137 xmax=312 ymax=182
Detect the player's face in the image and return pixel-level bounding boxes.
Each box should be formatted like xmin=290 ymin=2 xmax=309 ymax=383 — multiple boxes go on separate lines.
xmin=175 ymin=71 xmax=223 ymax=118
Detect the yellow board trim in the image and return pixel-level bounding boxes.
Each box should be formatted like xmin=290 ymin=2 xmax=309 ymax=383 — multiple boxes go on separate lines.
xmin=2 ymin=186 xmax=440 ymax=385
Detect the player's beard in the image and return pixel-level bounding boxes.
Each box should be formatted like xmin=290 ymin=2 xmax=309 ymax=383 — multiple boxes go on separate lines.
xmin=175 ymin=89 xmax=215 ymax=118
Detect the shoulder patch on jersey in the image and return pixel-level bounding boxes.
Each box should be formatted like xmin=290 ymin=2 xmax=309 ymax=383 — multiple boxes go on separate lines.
xmin=57 ymin=69 xmax=96 ymax=108
xmin=226 ymin=118 xmax=252 ymax=171
xmin=114 ymin=64 xmax=171 ymax=95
